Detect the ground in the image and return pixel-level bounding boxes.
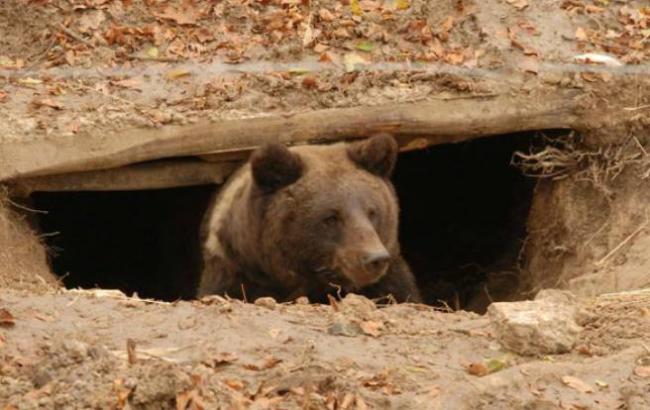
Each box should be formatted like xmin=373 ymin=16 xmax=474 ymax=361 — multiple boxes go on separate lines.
xmin=1 ymin=0 xmax=650 ymax=409
xmin=1 ymin=289 xmax=650 ymax=409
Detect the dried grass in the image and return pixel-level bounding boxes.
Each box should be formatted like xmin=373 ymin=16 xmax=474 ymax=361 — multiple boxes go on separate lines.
xmin=0 ymin=187 xmax=58 ymax=292
xmin=512 ymin=132 xmax=650 ymax=198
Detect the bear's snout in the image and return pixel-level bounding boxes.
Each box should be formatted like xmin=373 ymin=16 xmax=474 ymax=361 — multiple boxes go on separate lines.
xmin=360 ymin=250 xmax=390 ymax=277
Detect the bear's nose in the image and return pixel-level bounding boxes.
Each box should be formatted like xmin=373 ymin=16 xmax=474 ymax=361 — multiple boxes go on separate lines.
xmin=361 ymin=250 xmax=390 ymax=274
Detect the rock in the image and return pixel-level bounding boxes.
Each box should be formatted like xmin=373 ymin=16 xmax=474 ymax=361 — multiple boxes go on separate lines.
xmin=295 ymin=296 xmax=310 ymax=305
xmin=254 ymin=297 xmax=277 ymax=310
xmin=487 ymin=297 xmax=581 ymax=356
xmin=328 ymin=313 xmax=362 ymax=337
xmin=339 ymin=294 xmax=376 ymax=319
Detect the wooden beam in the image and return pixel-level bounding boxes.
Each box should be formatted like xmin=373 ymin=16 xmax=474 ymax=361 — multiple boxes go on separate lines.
xmin=0 ymin=92 xmax=581 ymax=182
xmin=7 ymin=160 xmax=239 ymax=195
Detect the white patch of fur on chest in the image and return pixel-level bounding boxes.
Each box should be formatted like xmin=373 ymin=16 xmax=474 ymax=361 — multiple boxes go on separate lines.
xmin=203 ymin=168 xmax=249 ymax=258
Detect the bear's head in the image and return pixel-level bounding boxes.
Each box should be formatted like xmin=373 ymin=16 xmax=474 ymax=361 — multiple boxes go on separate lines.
xmin=248 ymin=133 xmax=401 ymax=295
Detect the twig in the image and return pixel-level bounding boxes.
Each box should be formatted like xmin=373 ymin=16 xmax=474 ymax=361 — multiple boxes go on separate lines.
xmin=240 ymin=283 xmax=248 ymax=303
xmin=595 ymin=220 xmax=649 ymax=267
xmin=623 ymin=104 xmax=650 ymax=111
xmin=57 ymin=24 xmax=96 ymax=49
xmin=128 ymin=54 xmax=183 ymax=63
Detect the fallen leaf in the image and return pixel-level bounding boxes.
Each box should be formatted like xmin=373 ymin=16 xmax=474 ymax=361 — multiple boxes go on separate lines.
xmin=204 ymin=352 xmax=238 ymax=367
xmin=359 ymin=320 xmax=383 ymax=337
xmin=319 ymin=8 xmax=335 ymax=21
xmin=0 ymin=309 xmax=15 ymax=327
xmin=356 ymin=41 xmax=375 ymax=52
xmin=302 ymin=76 xmax=318 ymax=89
xmin=467 ymin=362 xmax=489 ymax=376
xmin=112 ymin=78 xmax=142 ymax=90
xmin=78 ymin=9 xmax=106 ymax=33
xmin=394 ymin=0 xmax=410 ymax=10
xmin=518 ymin=57 xmax=539 ymax=74
xmin=154 ymin=6 xmax=199 ymax=26
xmin=575 ymin=27 xmax=588 ymax=41
xmin=634 ymin=366 xmax=650 ymax=378
xmin=595 ymin=380 xmax=609 ymax=388
xmin=165 ymin=69 xmax=191 ymax=80
xmin=350 ymin=0 xmax=362 ymax=16
xmin=0 ymin=55 xmax=16 ymax=68
xmin=147 ymin=47 xmax=159 ymax=58
xmin=343 ymin=52 xmax=368 ymax=72
xmin=562 ymin=376 xmax=593 ymax=393
xmin=0 ymin=90 xmax=7 ymax=103
xmin=506 ymin=0 xmax=528 ymax=11
xmin=223 ymin=379 xmax=245 ymax=390
xmin=485 ymin=358 xmax=508 ymax=373
xmin=244 ymin=355 xmax=282 ymax=371
xmin=32 ymin=98 xmax=64 ymax=110
xmin=17 ymin=78 xmax=43 ymax=86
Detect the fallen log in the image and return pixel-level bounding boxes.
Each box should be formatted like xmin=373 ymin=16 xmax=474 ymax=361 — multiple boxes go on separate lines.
xmin=7 ymin=160 xmax=239 ymax=195
xmin=0 ymin=92 xmax=581 ymax=183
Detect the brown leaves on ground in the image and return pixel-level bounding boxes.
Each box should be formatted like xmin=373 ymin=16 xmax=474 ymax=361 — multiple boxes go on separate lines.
xmin=561 ymin=375 xmax=594 ymax=393
xmin=562 ymin=2 xmax=650 ymax=64
xmin=32 ymin=98 xmax=64 ymax=110
xmin=0 ymin=309 xmax=16 ymax=327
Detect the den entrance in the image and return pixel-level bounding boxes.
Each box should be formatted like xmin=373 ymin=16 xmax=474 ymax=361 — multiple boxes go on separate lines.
xmin=31 ymin=131 xmax=551 ymax=311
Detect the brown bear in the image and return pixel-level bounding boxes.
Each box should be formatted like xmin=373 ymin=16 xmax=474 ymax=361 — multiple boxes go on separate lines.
xmin=196 ymin=133 xmax=421 ymax=303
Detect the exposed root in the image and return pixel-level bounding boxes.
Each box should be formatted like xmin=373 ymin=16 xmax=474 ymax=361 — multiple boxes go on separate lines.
xmin=512 ymin=132 xmax=650 ymax=198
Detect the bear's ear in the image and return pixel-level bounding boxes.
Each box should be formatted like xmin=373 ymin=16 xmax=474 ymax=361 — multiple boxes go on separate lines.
xmin=251 ymin=143 xmax=303 ymax=193
xmin=347 ymin=133 xmax=398 ymax=178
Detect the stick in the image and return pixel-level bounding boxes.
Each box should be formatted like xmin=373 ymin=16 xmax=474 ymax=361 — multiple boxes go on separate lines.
xmin=0 ymin=92 xmax=581 ymax=182
xmin=57 ymin=24 xmax=96 ymax=49
xmin=595 ymin=220 xmax=649 ymax=267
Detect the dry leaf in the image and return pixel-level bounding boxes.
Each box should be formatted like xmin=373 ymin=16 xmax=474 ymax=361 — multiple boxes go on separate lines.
xmin=575 ymin=27 xmax=588 ymax=41
xmin=634 ymin=366 xmax=650 ymax=378
xmin=518 ymin=57 xmax=539 ymax=74
xmin=359 ymin=320 xmax=383 ymax=337
xmin=350 ymin=0 xmax=362 ymax=16
xmin=506 ymin=0 xmax=528 ymax=11
xmin=112 ymin=78 xmax=142 ymax=90
xmin=0 ymin=90 xmax=7 ymax=103
xmin=78 ymin=10 xmax=106 ymax=33
xmin=205 ymin=352 xmax=238 ymax=367
xmin=245 ymin=355 xmax=282 ymax=371
xmin=467 ymin=362 xmax=489 ymax=376
xmin=319 ymin=8 xmax=335 ymax=21
xmin=223 ymin=379 xmax=245 ymax=390
xmin=155 ymin=6 xmax=199 ymax=26
xmin=562 ymin=376 xmax=593 ymax=393
xmin=33 ymin=98 xmax=64 ymax=110
xmin=0 ymin=309 xmax=16 ymax=327
xmin=343 ymin=52 xmax=368 ymax=72
xmin=395 ymin=0 xmax=410 ymax=10
xmin=18 ymin=78 xmax=43 ymax=86
xmin=165 ymin=69 xmax=191 ymax=80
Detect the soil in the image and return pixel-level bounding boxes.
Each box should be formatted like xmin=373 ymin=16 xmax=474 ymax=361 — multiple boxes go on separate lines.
xmin=2 ymin=1 xmax=650 ymax=408
xmin=2 ymin=289 xmax=650 ymax=409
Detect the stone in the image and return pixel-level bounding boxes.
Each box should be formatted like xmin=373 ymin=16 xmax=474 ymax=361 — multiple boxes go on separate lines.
xmin=487 ymin=297 xmax=581 ymax=356
xmin=254 ymin=296 xmax=277 ymax=310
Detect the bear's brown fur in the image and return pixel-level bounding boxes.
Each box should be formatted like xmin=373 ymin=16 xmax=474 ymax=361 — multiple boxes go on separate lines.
xmin=197 ymin=134 xmax=421 ymax=303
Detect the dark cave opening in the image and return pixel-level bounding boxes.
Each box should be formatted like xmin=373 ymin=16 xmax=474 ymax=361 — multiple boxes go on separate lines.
xmin=31 ymin=185 xmax=214 ymax=301
xmin=394 ymin=132 xmax=542 ymax=311
xmin=29 ymin=131 xmax=549 ymax=307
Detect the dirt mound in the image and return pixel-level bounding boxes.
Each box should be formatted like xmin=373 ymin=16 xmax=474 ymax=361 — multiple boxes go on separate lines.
xmin=1 ymin=290 xmax=649 ymax=409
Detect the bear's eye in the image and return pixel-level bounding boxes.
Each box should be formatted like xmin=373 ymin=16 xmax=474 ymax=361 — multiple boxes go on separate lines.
xmin=367 ymin=208 xmax=379 ymax=223
xmin=322 ymin=211 xmax=341 ymax=227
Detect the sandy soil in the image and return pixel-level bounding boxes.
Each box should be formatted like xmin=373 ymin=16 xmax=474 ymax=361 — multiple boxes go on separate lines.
xmin=1 ymin=289 xmax=650 ymax=409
